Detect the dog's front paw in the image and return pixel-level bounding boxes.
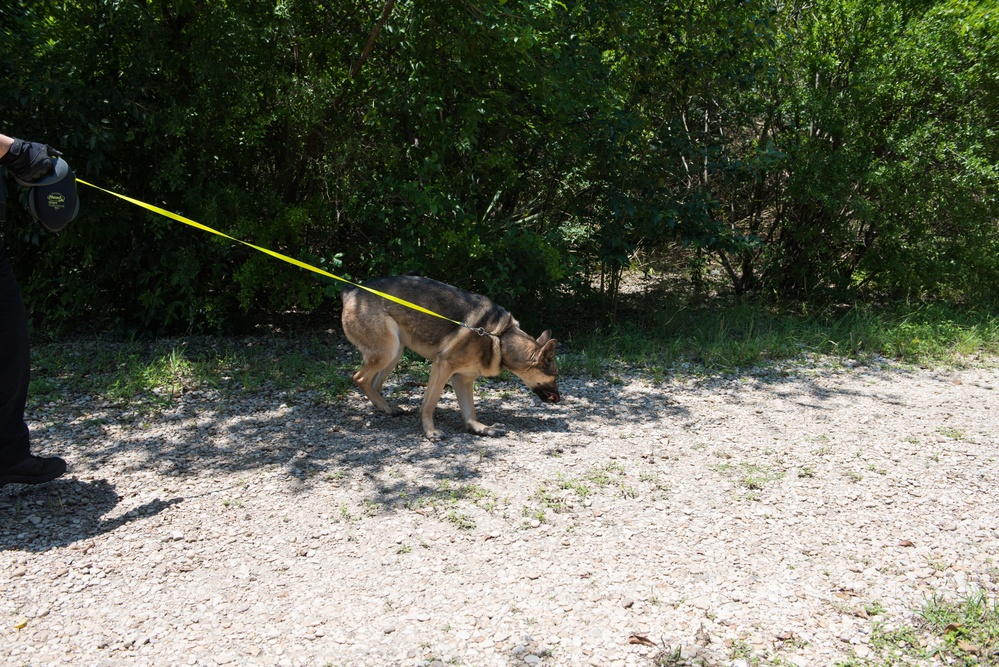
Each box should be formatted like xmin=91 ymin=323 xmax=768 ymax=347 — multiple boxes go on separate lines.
xmin=424 ymin=428 xmax=446 ymax=441
xmin=471 ymin=423 xmax=506 ymax=437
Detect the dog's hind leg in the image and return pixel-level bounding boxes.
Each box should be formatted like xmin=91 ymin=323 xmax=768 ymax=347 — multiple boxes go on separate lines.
xmin=453 ymin=374 xmax=505 ymax=437
xmin=372 ymin=346 xmax=404 ymax=395
xmin=351 ymin=336 xmax=406 ymax=416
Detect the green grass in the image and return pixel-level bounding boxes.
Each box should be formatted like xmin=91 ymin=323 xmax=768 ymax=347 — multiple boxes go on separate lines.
xmin=519 ymin=460 xmax=657 ymax=524
xmin=26 ymin=298 xmax=999 ymax=412
xmin=836 ymin=591 xmax=999 ymax=667
xmin=559 ymin=300 xmax=999 ymax=377
xmin=28 ymin=336 xmax=357 ymax=410
xmin=403 ymin=481 xmax=500 ymax=526
xmin=921 ymin=591 xmax=999 ymax=665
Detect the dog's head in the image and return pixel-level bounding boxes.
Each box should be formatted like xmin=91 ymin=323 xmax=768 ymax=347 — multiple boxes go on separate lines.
xmin=505 ymin=329 xmax=560 ymax=404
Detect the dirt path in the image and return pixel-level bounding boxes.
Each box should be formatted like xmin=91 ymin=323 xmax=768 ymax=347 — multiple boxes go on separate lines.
xmin=3 ymin=351 xmax=998 ymax=666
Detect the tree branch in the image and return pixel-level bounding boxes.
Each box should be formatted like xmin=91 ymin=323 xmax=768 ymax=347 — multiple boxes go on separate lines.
xmin=350 ymin=0 xmax=397 ymax=78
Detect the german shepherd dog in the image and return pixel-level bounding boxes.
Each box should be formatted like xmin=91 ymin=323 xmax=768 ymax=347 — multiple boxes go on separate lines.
xmin=341 ymin=275 xmax=560 ymax=440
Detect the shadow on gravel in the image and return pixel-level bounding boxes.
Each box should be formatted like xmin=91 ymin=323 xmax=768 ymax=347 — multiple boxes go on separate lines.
xmin=711 ymin=364 xmax=907 ymax=410
xmin=42 ymin=374 xmax=699 ymax=498
xmin=0 ymin=478 xmax=181 ymax=553
xmin=41 ymin=363 xmax=905 ymax=516
xmin=59 ymin=380 xmax=589 ymax=470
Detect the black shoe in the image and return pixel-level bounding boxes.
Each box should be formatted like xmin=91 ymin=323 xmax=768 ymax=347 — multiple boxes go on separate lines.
xmin=0 ymin=455 xmax=67 ymax=487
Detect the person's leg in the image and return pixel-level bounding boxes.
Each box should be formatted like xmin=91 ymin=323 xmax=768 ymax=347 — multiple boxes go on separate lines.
xmin=0 ymin=238 xmax=31 ymax=467
xmin=0 ymin=238 xmax=64 ymax=485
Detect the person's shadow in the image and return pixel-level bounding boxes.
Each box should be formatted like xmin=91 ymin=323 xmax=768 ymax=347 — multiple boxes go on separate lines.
xmin=1 ymin=477 xmax=180 ymax=553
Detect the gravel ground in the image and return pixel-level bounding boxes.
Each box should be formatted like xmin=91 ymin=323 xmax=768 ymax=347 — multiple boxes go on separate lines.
xmin=2 ymin=343 xmax=998 ymax=667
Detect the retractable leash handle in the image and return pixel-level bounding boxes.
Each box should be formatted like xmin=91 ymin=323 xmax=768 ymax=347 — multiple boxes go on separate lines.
xmin=0 ymin=148 xmax=79 ymax=232
xmin=15 ymin=154 xmax=79 ymax=232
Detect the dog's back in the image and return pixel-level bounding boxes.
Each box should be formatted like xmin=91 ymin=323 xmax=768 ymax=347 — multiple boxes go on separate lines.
xmin=342 ymin=275 xmax=509 ymax=353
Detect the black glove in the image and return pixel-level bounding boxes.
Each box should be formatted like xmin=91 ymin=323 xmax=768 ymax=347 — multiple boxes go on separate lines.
xmin=0 ymin=138 xmax=58 ymax=183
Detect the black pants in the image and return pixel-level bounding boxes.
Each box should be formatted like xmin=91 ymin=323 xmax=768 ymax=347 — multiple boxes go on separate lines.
xmin=0 ymin=237 xmax=31 ymax=468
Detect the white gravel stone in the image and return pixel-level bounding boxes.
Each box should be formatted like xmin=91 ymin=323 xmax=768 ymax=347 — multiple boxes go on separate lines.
xmin=2 ymin=348 xmax=999 ymax=666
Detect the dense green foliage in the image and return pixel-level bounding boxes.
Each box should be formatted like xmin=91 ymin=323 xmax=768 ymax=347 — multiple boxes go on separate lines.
xmin=2 ymin=0 xmax=997 ymax=333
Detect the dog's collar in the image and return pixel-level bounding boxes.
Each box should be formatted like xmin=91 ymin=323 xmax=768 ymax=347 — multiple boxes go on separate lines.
xmin=466 ymin=325 xmax=501 ymax=338
xmin=464 ymin=312 xmax=514 ymax=339
xmin=464 ymin=325 xmax=496 ymax=337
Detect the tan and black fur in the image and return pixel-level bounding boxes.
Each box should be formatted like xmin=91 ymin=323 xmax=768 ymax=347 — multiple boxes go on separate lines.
xmin=341 ymin=275 xmax=559 ymax=440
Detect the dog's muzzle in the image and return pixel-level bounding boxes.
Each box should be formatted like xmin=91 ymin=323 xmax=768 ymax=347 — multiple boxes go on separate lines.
xmin=533 ymin=384 xmax=560 ymax=404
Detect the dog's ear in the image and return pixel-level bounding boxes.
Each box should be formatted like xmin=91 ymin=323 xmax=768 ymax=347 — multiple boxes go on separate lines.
xmin=539 ymin=337 xmax=557 ymax=362
xmin=537 ymin=330 xmax=552 ymax=346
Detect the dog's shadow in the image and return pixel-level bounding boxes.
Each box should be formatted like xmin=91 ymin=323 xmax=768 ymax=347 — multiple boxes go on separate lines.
xmin=0 ymin=478 xmax=180 ymax=553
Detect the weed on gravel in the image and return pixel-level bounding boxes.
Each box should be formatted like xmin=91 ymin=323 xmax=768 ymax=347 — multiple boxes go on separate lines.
xmin=710 ymin=460 xmax=786 ymax=500
xmin=518 ymin=460 xmax=670 ymax=529
xmin=646 ymin=592 xmax=999 ymax=667
xmin=400 ymin=480 xmax=502 ymax=530
xmin=835 ymin=590 xmax=999 ymax=667
xmin=920 ymin=591 xmax=999 ymax=666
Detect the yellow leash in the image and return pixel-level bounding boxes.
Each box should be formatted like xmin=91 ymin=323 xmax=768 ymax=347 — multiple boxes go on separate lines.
xmin=75 ymin=178 xmax=484 ymax=333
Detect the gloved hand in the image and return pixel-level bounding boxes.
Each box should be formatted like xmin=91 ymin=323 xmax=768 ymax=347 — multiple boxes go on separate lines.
xmin=0 ymin=138 xmax=59 ymax=183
